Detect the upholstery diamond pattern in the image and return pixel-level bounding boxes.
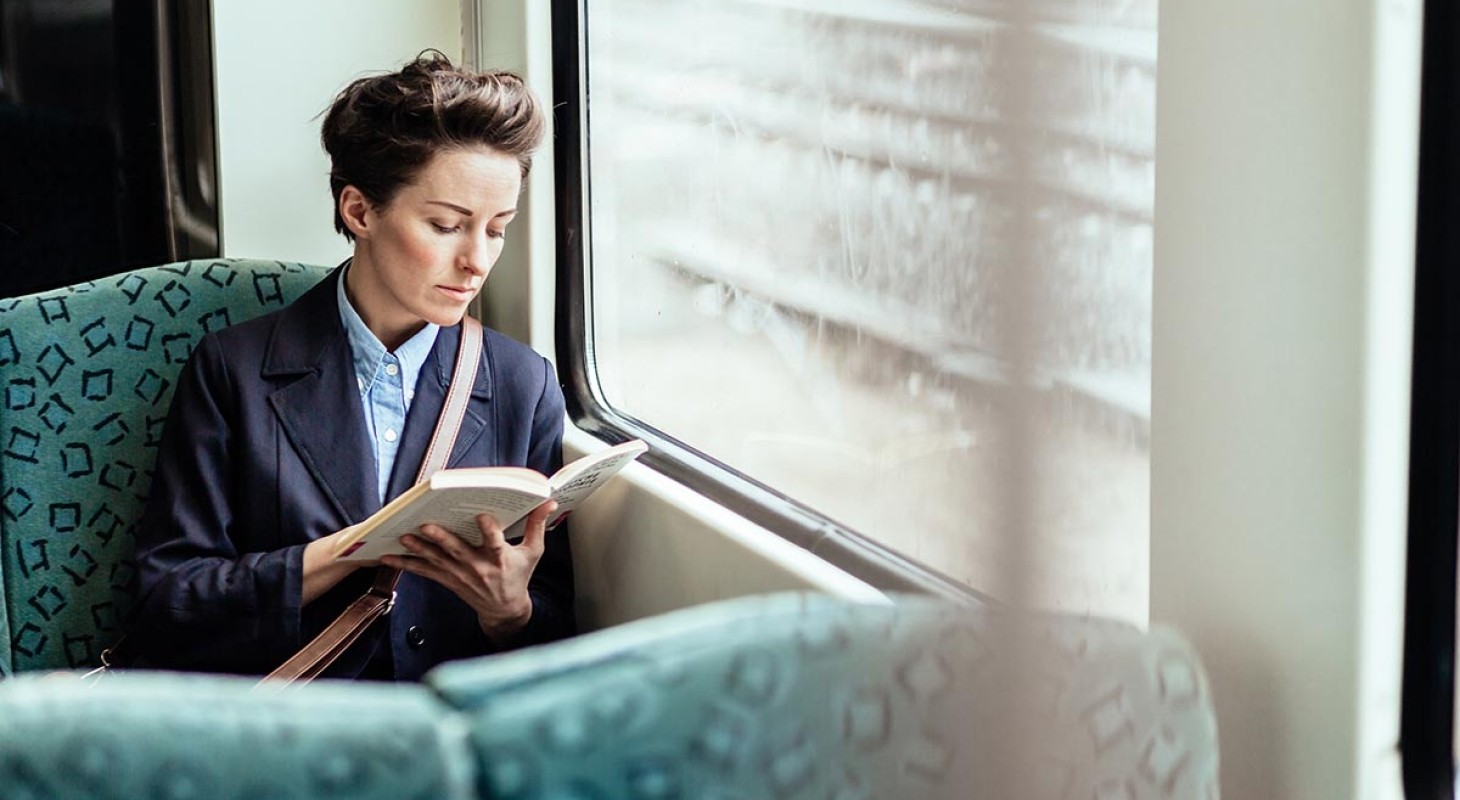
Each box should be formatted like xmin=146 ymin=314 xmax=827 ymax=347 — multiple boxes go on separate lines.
xmin=0 ymin=260 xmax=328 ymax=674
xmin=0 ymin=672 xmax=476 ymax=800
xmin=428 ymin=593 xmax=1221 ymax=800
xmin=0 ymin=590 xmax=1219 ymax=799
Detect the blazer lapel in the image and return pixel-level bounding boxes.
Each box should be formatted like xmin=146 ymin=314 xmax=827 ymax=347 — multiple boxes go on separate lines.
xmin=263 ymin=268 xmax=381 ymax=524
xmin=384 ymin=322 xmax=494 ymax=501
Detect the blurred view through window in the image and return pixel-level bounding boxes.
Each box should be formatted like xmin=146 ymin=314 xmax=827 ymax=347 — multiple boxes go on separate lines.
xmin=584 ymin=0 xmax=1155 ymax=623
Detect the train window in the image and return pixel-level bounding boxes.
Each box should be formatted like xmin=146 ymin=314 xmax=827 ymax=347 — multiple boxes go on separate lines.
xmin=561 ymin=0 xmax=1156 ymax=620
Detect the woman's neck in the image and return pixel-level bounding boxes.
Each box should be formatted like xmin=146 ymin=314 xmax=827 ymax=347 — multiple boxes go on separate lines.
xmin=342 ymin=253 xmax=424 ymax=352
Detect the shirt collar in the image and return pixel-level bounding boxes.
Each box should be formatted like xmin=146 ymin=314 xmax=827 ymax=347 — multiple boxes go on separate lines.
xmin=336 ymin=261 xmax=440 ymax=396
xmin=392 ymin=320 xmax=440 ymax=397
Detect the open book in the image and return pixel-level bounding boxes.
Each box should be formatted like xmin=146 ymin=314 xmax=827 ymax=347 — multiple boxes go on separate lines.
xmin=333 ymin=439 xmax=648 ymax=562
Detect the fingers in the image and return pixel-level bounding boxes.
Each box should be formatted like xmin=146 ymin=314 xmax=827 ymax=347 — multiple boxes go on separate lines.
xmin=520 ymin=500 xmax=557 ymax=554
xmin=415 ymin=523 xmax=483 ymax=563
xmin=391 ymin=508 xmax=545 ymax=591
xmin=475 ymin=513 xmax=510 ymax=554
xmin=382 ymin=552 xmax=469 ymax=598
xmin=395 ymin=527 xmax=481 ymax=587
xmin=383 ymin=515 xmax=545 ymax=630
xmin=397 ymin=516 xmax=513 ymax=580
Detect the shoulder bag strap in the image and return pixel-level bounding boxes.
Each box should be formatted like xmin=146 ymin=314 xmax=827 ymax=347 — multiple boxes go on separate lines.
xmin=261 ymin=316 xmax=483 ymax=687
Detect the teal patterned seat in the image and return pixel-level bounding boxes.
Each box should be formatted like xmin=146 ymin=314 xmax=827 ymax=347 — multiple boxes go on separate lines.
xmin=0 ymin=672 xmax=476 ymax=800
xmin=0 ymin=259 xmax=329 ymax=674
xmin=0 ymin=588 xmax=1218 ymax=799
xmin=428 ymin=592 xmax=1221 ymax=800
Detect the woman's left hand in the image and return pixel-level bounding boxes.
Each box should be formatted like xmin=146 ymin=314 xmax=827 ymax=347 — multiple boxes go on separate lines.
xmin=381 ymin=500 xmax=557 ymax=644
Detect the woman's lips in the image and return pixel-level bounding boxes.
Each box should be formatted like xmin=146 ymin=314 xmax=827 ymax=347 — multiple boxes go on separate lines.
xmin=437 ymin=285 xmax=475 ymax=301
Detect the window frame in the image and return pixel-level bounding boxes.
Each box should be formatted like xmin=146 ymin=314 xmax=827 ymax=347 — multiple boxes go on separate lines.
xmin=548 ymin=0 xmax=990 ymax=604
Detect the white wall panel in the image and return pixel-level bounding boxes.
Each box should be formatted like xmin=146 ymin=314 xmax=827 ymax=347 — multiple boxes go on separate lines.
xmin=1151 ymin=1 xmax=1419 ymax=798
xmin=212 ymin=0 xmax=461 ymax=265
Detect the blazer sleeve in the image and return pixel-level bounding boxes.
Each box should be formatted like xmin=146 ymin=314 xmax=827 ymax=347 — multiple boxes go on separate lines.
xmin=128 ymin=333 xmax=306 ymax=672
xmin=508 ymin=355 xmax=577 ymax=648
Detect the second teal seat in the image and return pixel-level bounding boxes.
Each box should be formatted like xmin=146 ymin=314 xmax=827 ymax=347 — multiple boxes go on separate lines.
xmin=0 ymin=260 xmax=329 ymax=675
xmin=428 ymin=592 xmax=1220 ymax=800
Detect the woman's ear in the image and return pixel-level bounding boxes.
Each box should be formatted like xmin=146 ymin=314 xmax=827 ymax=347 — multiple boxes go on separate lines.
xmin=339 ymin=186 xmax=373 ymax=240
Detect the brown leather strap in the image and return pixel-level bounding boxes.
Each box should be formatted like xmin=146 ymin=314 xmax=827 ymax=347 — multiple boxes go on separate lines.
xmin=420 ymin=318 xmax=481 ymax=482
xmin=261 ymin=316 xmax=483 ymax=687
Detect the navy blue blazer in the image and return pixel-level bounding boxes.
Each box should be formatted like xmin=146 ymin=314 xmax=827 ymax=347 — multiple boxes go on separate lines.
xmin=129 ymin=267 xmax=575 ymax=680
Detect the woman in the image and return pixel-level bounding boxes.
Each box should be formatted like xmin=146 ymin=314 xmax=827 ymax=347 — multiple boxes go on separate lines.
xmin=129 ymin=53 xmax=574 ymax=680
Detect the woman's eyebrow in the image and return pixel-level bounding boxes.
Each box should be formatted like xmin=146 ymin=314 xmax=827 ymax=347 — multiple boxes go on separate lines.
xmin=426 ymin=201 xmax=517 ymax=219
xmin=426 ymin=200 xmax=473 ymax=216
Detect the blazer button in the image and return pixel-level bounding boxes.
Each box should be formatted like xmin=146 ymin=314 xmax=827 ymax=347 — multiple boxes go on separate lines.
xmin=406 ymin=626 xmax=426 ymax=649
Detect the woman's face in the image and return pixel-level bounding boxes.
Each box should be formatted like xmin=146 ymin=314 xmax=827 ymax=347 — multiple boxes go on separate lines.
xmin=342 ymin=146 xmax=522 ymax=349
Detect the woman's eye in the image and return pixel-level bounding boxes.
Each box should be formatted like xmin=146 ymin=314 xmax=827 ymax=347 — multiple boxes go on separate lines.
xmin=431 ymin=223 xmax=460 ymax=234
xmin=487 ymin=229 xmax=506 ymax=240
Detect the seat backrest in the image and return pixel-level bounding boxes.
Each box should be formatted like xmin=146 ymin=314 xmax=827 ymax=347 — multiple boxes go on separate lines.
xmin=0 ymin=671 xmax=477 ymax=800
xmin=426 ymin=592 xmax=1220 ymax=800
xmin=0 ymin=259 xmax=328 ymax=674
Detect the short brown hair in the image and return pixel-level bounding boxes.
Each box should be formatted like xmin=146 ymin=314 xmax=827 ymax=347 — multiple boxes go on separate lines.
xmin=321 ymin=50 xmax=546 ymax=241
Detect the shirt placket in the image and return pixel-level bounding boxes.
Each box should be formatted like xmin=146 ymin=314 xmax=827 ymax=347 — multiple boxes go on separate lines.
xmin=372 ymin=354 xmax=406 ymax=501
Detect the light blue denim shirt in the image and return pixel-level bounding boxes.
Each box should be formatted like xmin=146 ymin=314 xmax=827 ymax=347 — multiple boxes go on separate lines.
xmin=336 ymin=266 xmax=440 ymax=502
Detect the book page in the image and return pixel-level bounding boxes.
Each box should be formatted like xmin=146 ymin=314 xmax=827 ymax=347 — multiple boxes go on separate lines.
xmin=497 ymin=440 xmax=648 ymax=540
xmin=545 ymin=440 xmax=649 ymax=527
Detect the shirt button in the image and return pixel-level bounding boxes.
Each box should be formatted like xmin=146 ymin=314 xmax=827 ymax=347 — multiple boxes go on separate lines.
xmin=406 ymin=626 xmax=426 ymax=649
xmin=357 ymin=377 xmax=364 ymax=391
xmin=385 ymin=363 xmax=399 ymax=376
xmin=383 ymin=429 xmax=398 ymax=443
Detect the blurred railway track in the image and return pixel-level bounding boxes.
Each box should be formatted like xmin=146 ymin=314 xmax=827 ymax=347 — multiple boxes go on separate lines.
xmin=591 ymin=0 xmax=1153 ymax=441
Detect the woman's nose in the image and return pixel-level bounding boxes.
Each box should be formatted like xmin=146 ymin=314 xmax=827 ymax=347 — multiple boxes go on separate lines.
xmin=460 ymin=232 xmax=494 ymax=275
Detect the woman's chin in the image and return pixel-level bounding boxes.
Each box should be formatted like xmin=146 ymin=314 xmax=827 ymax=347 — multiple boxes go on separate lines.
xmin=423 ymin=308 xmax=469 ymax=328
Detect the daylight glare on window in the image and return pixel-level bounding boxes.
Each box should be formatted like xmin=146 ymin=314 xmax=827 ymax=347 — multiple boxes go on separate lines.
xmin=585 ymin=0 xmax=1156 ymax=623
